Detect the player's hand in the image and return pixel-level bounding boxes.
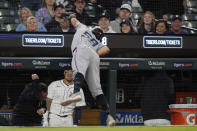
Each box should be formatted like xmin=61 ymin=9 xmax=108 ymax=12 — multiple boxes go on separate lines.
xmin=37 ymin=108 xmax=45 ymax=115
xmin=32 ymin=74 xmax=39 ymax=80
xmin=69 ymin=13 xmax=76 ymax=19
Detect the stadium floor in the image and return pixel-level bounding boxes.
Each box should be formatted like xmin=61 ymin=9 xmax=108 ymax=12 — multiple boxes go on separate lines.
xmin=0 ymin=126 xmax=197 ymax=131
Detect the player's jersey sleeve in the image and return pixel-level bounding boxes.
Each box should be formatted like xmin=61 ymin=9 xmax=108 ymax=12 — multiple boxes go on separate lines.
xmin=47 ymin=82 xmax=56 ymax=99
xmin=76 ymin=88 xmax=86 ymax=107
xmin=96 ymin=40 xmax=105 ymax=51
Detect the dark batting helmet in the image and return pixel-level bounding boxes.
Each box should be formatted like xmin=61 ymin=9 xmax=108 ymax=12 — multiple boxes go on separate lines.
xmin=92 ymin=28 xmax=104 ymax=42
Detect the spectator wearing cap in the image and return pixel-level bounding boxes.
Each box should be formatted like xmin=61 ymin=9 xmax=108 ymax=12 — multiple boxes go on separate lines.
xmin=155 ymin=20 xmax=168 ymax=34
xmin=45 ymin=4 xmax=66 ymax=31
xmin=120 ymin=19 xmax=135 ymax=34
xmin=73 ymin=0 xmax=92 ymax=26
xmin=97 ymin=0 xmax=122 ymax=20
xmin=94 ymin=11 xmax=115 ymax=33
xmin=36 ymin=0 xmax=56 ymax=25
xmin=85 ymin=0 xmax=104 ymax=26
xmin=169 ymin=15 xmax=188 ymax=34
xmin=110 ymin=4 xmax=137 ymax=33
xmin=16 ymin=8 xmax=47 ymax=32
xmin=138 ymin=11 xmax=155 ymax=34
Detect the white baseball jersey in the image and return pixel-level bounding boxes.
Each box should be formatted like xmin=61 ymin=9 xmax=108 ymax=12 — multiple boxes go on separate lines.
xmin=71 ymin=23 xmax=104 ymax=53
xmin=71 ymin=23 xmax=105 ymax=98
xmin=47 ymin=79 xmax=86 ymax=116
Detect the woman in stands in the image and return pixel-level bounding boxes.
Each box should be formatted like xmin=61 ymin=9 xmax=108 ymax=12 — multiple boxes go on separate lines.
xmin=155 ymin=20 xmax=168 ymax=34
xmin=138 ymin=11 xmax=155 ymax=34
xmin=120 ymin=19 xmax=135 ymax=34
xmin=36 ymin=0 xmax=56 ymax=25
xmin=16 ymin=7 xmax=46 ymax=32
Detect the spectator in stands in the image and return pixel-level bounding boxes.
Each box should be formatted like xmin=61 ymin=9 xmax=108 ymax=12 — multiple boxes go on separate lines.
xmin=139 ymin=0 xmax=186 ymax=19
xmin=16 ymin=8 xmax=47 ymax=32
xmin=136 ymin=70 xmax=175 ymax=126
xmin=97 ymin=0 xmax=122 ymax=20
xmin=11 ymin=74 xmax=48 ymax=126
xmin=85 ymin=0 xmax=104 ymax=26
xmin=73 ymin=0 xmax=92 ymax=26
xmin=20 ymin=0 xmax=42 ymax=11
xmin=169 ymin=15 xmax=188 ymax=34
xmin=110 ymin=4 xmax=137 ymax=33
xmin=120 ymin=19 xmax=136 ymax=34
xmin=36 ymin=0 xmax=56 ymax=25
xmin=122 ymin=0 xmax=142 ymax=8
xmin=56 ymin=0 xmax=74 ymax=12
xmin=45 ymin=4 xmax=66 ymax=31
xmin=94 ymin=11 xmax=115 ymax=33
xmin=26 ymin=16 xmax=47 ymax=32
xmin=155 ymin=20 xmax=168 ymax=34
xmin=49 ymin=13 xmax=74 ymax=32
xmin=138 ymin=11 xmax=155 ymax=34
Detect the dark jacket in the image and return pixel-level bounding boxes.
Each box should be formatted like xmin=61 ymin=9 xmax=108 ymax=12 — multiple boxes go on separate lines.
xmin=45 ymin=18 xmax=60 ymax=32
xmin=137 ymin=71 xmax=175 ymax=121
xmin=74 ymin=10 xmax=92 ymax=26
xmin=12 ymin=79 xmax=46 ymax=126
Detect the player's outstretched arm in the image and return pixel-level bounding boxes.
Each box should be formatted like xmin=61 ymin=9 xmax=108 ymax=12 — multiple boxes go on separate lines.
xmin=97 ymin=46 xmax=110 ymax=56
xmin=70 ymin=16 xmax=80 ymax=28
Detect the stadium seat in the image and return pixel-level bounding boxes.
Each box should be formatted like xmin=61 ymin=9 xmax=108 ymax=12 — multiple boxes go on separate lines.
xmin=186 ymin=7 xmax=197 ymax=14
xmin=0 ymin=17 xmax=19 ymax=24
xmin=0 ymin=9 xmax=15 ymax=17
xmin=186 ymin=0 xmax=197 ymax=8
xmin=183 ymin=21 xmax=197 ymax=28
xmin=132 ymin=7 xmax=143 ymax=13
xmin=0 ymin=23 xmax=17 ymax=31
xmin=4 ymin=24 xmax=17 ymax=31
xmin=132 ymin=13 xmax=143 ymax=20
xmin=182 ymin=14 xmax=197 ymax=21
xmin=0 ymin=1 xmax=9 ymax=9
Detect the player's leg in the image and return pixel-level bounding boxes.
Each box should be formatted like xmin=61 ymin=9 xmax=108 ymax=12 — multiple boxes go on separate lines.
xmin=72 ymin=47 xmax=89 ymax=93
xmin=85 ymin=53 xmax=115 ymax=126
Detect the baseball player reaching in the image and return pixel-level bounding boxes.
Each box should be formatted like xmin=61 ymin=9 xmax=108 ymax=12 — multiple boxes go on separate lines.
xmin=43 ymin=70 xmax=86 ymax=127
xmin=62 ymin=14 xmax=116 ymax=126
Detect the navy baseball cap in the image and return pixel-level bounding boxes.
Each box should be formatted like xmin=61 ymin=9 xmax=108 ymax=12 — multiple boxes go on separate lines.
xmin=120 ymin=19 xmax=131 ymax=26
xmin=53 ymin=4 xmax=64 ymax=11
xmin=99 ymin=11 xmax=110 ymax=20
xmin=171 ymin=15 xmax=182 ymax=21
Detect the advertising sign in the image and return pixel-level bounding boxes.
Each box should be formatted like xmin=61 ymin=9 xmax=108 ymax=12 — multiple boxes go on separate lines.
xmin=22 ymin=34 xmax=64 ymax=47
xmin=143 ymin=36 xmax=182 ymax=48
xmin=100 ymin=112 xmax=143 ymax=126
